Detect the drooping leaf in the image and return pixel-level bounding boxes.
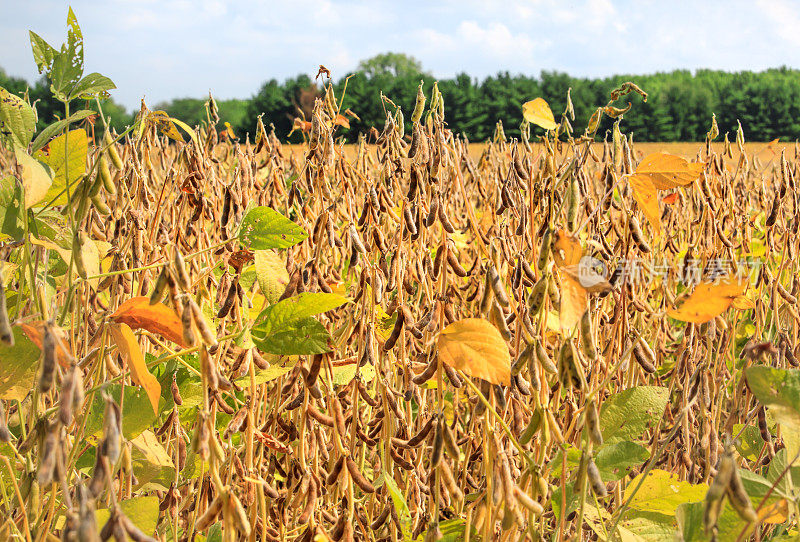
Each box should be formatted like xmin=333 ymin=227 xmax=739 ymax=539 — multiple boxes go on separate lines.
xmin=634 ymin=153 xmax=704 ymax=190
xmin=239 ymin=206 xmax=308 ymax=250
xmin=667 ymin=275 xmax=747 ymax=324
xmin=437 ymin=318 xmax=511 ymax=386
xmin=34 ymin=129 xmax=88 ymax=207
xmin=254 ymin=249 xmax=290 ymax=304
xmin=108 ymin=322 xmax=161 ymax=414
xmin=746 ymin=366 xmax=800 ymax=461
xmin=0 ymin=88 xmax=36 ymax=149
xmin=148 ymin=110 xmax=184 ymax=142
xmin=600 ymin=386 xmax=669 ymax=444
xmin=0 ymin=327 xmax=39 ymax=401
xmin=30 ymin=109 xmax=95 ymax=154
xmin=0 ymin=175 xmax=25 ymax=241
xmin=626 ymin=469 xmax=708 ymax=515
xmin=522 ymin=98 xmax=558 ymax=131
xmin=19 ymin=320 xmax=73 ymax=368
xmin=628 ymin=173 xmax=661 ymax=234
xmin=552 ymin=228 xmax=582 ymax=267
xmin=558 ymin=273 xmax=587 ymax=331
xmin=383 ymin=470 xmax=413 ymax=541
xmin=14 ymin=148 xmax=52 ymax=208
xmin=110 ymin=296 xmax=187 ymax=347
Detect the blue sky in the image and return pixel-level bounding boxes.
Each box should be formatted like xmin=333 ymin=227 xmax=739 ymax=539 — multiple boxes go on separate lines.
xmin=2 ymin=0 xmax=800 ymax=110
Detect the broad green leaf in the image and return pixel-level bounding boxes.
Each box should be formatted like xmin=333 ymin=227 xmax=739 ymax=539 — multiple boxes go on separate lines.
xmin=595 ymin=441 xmax=650 ymax=481
xmin=437 ymin=318 xmax=511 ymax=386
xmin=0 ymin=176 xmax=24 ymax=241
xmin=383 ymin=470 xmax=412 ymax=541
xmin=30 ymin=110 xmax=95 ymax=154
xmin=50 ymin=7 xmax=84 ymax=99
xmin=14 ymin=148 xmax=52 ymax=208
xmin=254 ymin=249 xmax=289 ymax=304
xmin=95 ymin=496 xmax=159 ymax=538
xmin=599 ymin=386 xmax=668 ymax=444
xmin=617 ymin=510 xmax=676 ymax=542
xmin=84 ymin=383 xmax=156 ymax=440
xmin=626 ymin=469 xmax=707 ymax=515
xmin=766 ymin=448 xmax=800 ymax=498
xmin=677 ymin=500 xmax=753 ymax=542
xmin=238 ymin=206 xmax=308 ymax=250
xmin=746 ymin=366 xmax=800 ymax=460
xmin=0 ymin=327 xmax=39 ymax=401
xmin=69 ymin=72 xmax=116 ymax=100
xmin=34 ymin=129 xmax=87 ymax=207
xmin=732 ymin=424 xmax=765 ymax=462
xmin=235 ymin=360 xmax=296 ymax=386
xmin=251 ymin=293 xmax=348 ymax=355
xmin=0 ymin=88 xmax=36 ymax=149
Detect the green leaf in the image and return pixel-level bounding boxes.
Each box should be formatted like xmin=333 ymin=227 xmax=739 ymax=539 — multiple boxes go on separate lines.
xmin=14 ymin=148 xmax=53 ymax=208
xmin=30 ymin=110 xmax=95 ymax=154
xmin=251 ymin=293 xmax=348 ymax=355
xmin=69 ymin=72 xmax=116 ymax=100
xmin=95 ymin=496 xmax=159 ymax=538
xmin=0 ymin=176 xmax=25 ymax=241
xmin=0 ymin=327 xmax=39 ymax=402
xmin=746 ymin=366 xmax=800 ymax=460
xmin=235 ymin=360 xmax=296 ymax=386
xmin=34 ymin=129 xmax=87 ymax=207
xmin=594 ymin=440 xmax=650 ymax=481
xmin=600 ymin=386 xmax=669 ymax=444
xmin=677 ymin=500 xmax=753 ymax=542
xmin=732 ymin=424 xmax=766 ymax=462
xmin=50 ymin=7 xmax=84 ymax=99
xmin=766 ymin=448 xmax=800 ymax=497
xmin=84 ymin=383 xmax=157 ymax=440
xmin=238 ymin=206 xmax=308 ymax=250
xmin=625 ymin=469 xmax=707 ymax=515
xmin=383 ymin=470 xmax=413 ymax=542
xmin=0 ymin=88 xmax=36 ymax=149
xmin=617 ymin=510 xmax=676 ymax=542
xmin=29 ymin=31 xmax=57 ymax=75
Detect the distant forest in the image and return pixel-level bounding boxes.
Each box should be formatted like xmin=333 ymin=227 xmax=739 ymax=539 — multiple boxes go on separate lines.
xmin=3 ymin=53 xmax=800 ymax=143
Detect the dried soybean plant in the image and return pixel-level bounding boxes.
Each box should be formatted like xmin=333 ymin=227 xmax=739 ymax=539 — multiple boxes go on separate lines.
xmin=3 ymin=11 xmax=800 ymax=542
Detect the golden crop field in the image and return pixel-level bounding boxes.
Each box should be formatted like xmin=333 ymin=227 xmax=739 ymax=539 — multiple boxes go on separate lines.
xmin=4 ymin=12 xmax=800 ymax=542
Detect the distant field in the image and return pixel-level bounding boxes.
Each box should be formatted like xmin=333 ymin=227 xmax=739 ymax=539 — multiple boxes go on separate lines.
xmin=290 ymin=140 xmax=794 ymax=162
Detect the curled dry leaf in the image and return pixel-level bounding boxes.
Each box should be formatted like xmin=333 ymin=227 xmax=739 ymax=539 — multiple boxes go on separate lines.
xmin=667 ymin=276 xmax=748 ymax=324
xmin=110 ymin=296 xmax=187 ymax=348
xmin=437 ymin=318 xmax=510 ymax=386
xmin=107 ymin=322 xmax=161 ymax=414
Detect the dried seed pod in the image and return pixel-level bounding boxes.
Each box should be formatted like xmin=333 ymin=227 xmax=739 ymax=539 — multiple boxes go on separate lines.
xmin=39 ymin=321 xmax=57 ymax=393
xmin=586 ymin=401 xmax=603 ymax=446
xmin=149 ymin=267 xmax=170 ymax=305
xmin=726 ymin=461 xmax=757 ymax=523
xmin=704 ymin=450 xmax=734 ymax=535
xmin=537 ymin=229 xmax=552 ymax=272
xmin=528 ymin=274 xmax=549 ymax=315
xmin=629 ymin=216 xmax=651 ymax=253
xmin=430 ymin=417 xmax=444 ymax=468
xmin=438 ymin=203 xmax=455 ymax=233
xmin=171 ymin=372 xmax=183 ymax=406
xmin=487 ymin=265 xmax=510 ymax=308
xmin=345 ymin=455 xmax=375 ymax=493
xmin=579 ymin=310 xmax=597 ymax=361
xmin=173 ymin=248 xmax=191 ymax=291
xmin=632 ymin=341 xmax=656 ymax=374
xmin=195 ymin=492 xmax=225 ymax=531
xmin=534 ymin=337 xmax=558 ymax=374
xmin=513 ymin=486 xmax=544 ymax=516
xmin=586 ymin=456 xmax=607 ymax=497
xmin=188 ymin=297 xmax=217 ymax=346
xmin=383 ymin=308 xmax=405 ymax=351
xmin=349 ymin=225 xmax=367 ymax=255
xmin=0 ymin=400 xmax=10 ymax=442
xmin=181 ymin=297 xmax=197 ymax=347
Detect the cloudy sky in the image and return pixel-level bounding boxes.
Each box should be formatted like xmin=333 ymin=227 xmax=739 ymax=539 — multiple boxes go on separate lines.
xmin=2 ymin=0 xmax=800 ymax=110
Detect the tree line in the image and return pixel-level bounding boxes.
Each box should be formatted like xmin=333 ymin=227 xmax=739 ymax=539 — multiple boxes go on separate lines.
xmin=3 ymin=53 xmax=800 ymax=143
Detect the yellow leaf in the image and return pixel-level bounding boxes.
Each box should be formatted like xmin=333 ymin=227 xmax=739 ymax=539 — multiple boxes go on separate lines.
xmin=14 ymin=149 xmax=52 ymax=208
xmin=108 ymin=322 xmax=161 ymax=414
xmin=552 ymin=229 xmax=582 ymax=267
xmin=559 ymin=274 xmax=587 ymax=331
xmin=667 ymin=276 xmax=747 ymax=324
xmin=634 ymin=152 xmax=704 ymax=190
xmin=34 ymin=129 xmax=88 ymax=207
xmin=437 ymin=318 xmax=510 ymax=386
xmin=732 ymin=295 xmax=755 ymax=310
xmin=111 ymin=296 xmax=187 ymax=348
xmin=254 ymin=250 xmax=290 ymax=305
xmin=522 ymin=98 xmax=558 ymax=131
xmin=149 ymin=111 xmax=184 ymax=142
xmin=628 ymin=174 xmax=661 ymax=234
xmin=759 ymin=498 xmax=789 ymax=524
